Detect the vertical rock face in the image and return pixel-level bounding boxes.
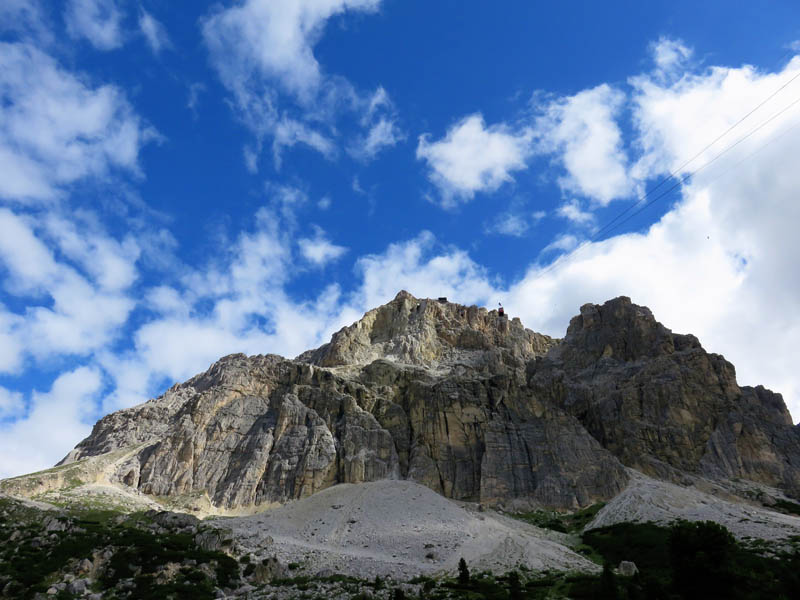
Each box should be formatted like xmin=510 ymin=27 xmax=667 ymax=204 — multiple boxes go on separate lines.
xmin=529 ymin=297 xmax=800 ymax=496
xmin=53 ymin=292 xmax=800 ymax=511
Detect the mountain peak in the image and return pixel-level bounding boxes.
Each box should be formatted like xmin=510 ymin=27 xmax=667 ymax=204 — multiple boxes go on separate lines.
xmin=551 ymin=296 xmax=701 ymax=367
xmin=7 ymin=293 xmax=798 ymax=519
xmin=297 ymin=291 xmax=557 ymax=369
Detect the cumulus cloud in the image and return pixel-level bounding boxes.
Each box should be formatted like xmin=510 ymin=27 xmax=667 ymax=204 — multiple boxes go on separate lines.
xmin=271 ymin=116 xmax=337 ymax=169
xmin=0 ymin=386 xmax=24 ymax=421
xmin=64 ymin=0 xmax=125 ymax=51
xmin=419 ymin=85 xmax=633 ymax=208
xmin=533 ymin=84 xmax=634 ymax=205
xmin=0 ymin=367 xmax=101 ymax=478
xmin=362 ymin=48 xmax=800 ymax=422
xmin=417 ymin=114 xmax=534 ymax=206
xmin=354 ymin=232 xmax=495 ymax=311
xmin=502 ymin=54 xmax=800 ymax=420
xmin=138 ymin=9 xmax=171 ymax=55
xmin=298 ymin=226 xmax=347 ymax=266
xmin=0 ymin=42 xmax=156 ymax=203
xmin=651 ymin=36 xmax=693 ymax=78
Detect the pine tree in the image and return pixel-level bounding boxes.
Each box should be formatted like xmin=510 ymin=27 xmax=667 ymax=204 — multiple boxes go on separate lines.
xmin=458 ymin=557 xmax=470 ymax=585
xmin=508 ymin=570 xmax=523 ymax=600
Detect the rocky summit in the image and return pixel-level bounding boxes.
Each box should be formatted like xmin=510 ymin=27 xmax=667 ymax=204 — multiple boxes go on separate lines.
xmin=11 ymin=291 xmax=792 ymax=516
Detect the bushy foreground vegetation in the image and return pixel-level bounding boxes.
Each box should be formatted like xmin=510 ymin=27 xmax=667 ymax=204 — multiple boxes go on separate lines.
xmin=0 ymin=498 xmax=238 ymax=599
xmin=512 ymin=502 xmax=607 ymax=534
xmin=2 ymin=494 xmax=800 ymax=599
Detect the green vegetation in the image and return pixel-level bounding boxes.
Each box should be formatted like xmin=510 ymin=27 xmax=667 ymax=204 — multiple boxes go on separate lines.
xmin=0 ymin=499 xmax=239 ymax=599
xmin=774 ymin=498 xmax=800 ymax=516
xmin=458 ymin=557 xmax=470 ymax=584
xmin=512 ymin=502 xmax=606 ymax=533
xmin=2 ymin=494 xmax=800 ymax=599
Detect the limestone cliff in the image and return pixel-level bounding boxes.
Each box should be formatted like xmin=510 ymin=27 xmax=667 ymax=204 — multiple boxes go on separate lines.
xmin=49 ymin=292 xmax=800 ymax=512
xmin=528 ymin=297 xmax=800 ymax=496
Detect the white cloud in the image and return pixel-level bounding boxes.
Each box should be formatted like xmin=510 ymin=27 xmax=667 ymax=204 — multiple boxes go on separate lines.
xmin=0 ymin=386 xmax=24 ymax=420
xmin=540 ymin=233 xmax=579 ymax=255
xmin=202 ymin=0 xmax=380 ymax=101
xmin=271 ymin=116 xmax=336 ymax=168
xmin=630 ymin=53 xmax=800 ymax=184
xmin=556 ymin=199 xmax=595 ymax=227
xmin=138 ymin=9 xmax=171 ymax=55
xmin=485 ymin=207 xmax=546 ymax=237
xmin=353 ymin=232 xmax=495 ymax=311
xmin=0 ymin=310 xmax=24 ymax=373
xmin=0 ymin=42 xmax=156 ymax=203
xmin=534 ymin=84 xmax=633 ymax=205
xmin=0 ymin=0 xmax=52 ymax=45
xmin=317 ymin=195 xmax=332 ymax=210
xmin=187 ymin=82 xmax=206 ymax=117
xmin=485 ymin=212 xmax=530 ymax=237
xmin=339 ymin=46 xmax=800 ymax=424
xmin=502 ymin=54 xmax=800 ymax=420
xmin=352 ymin=176 xmax=366 ymax=195
xmin=201 ymin=0 xmax=386 ymax=167
xmin=348 ymin=86 xmax=404 ymax=160
xmin=651 ymin=36 xmax=692 ymax=77
xmin=350 ymin=116 xmax=404 ymax=161
xmin=417 ymin=114 xmax=534 ymax=206
xmin=3 ymin=35 xmax=800 ymax=484
xmin=298 ymin=226 xmax=347 ymax=266
xmin=64 ymin=0 xmax=125 ymax=51
xmin=42 ymin=212 xmax=140 ymax=291
xmin=0 ymin=366 xmax=101 ymax=478
xmin=0 ymin=208 xmax=138 ymax=372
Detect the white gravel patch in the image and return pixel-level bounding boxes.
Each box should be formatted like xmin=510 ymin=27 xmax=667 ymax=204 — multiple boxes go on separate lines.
xmin=224 ymin=480 xmax=598 ymax=580
xmin=588 ymin=470 xmax=800 ymax=541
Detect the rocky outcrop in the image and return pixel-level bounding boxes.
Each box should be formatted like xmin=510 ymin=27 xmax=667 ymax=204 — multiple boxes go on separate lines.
xmin=298 ymin=290 xmax=557 ymax=368
xmin=528 ymin=297 xmax=800 ymax=496
xmin=49 ymin=292 xmax=800 ymax=512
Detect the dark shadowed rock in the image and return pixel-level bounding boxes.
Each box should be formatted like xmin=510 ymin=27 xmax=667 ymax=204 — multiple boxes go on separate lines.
xmin=529 ymin=297 xmax=800 ymax=496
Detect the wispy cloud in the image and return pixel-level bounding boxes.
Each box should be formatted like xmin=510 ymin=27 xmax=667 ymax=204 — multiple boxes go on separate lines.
xmin=138 ymin=9 xmax=171 ymax=55
xmin=0 ymin=42 xmax=158 ymax=204
xmin=556 ymin=199 xmax=596 ymax=228
xmin=201 ymin=0 xmax=391 ymax=168
xmin=64 ymin=0 xmax=125 ymax=51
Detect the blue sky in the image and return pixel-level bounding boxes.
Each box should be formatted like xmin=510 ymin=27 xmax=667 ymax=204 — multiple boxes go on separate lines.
xmin=1 ymin=0 xmax=800 ymax=477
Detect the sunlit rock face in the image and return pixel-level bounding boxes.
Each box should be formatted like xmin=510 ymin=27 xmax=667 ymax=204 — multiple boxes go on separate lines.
xmin=57 ymin=292 xmax=800 ymax=511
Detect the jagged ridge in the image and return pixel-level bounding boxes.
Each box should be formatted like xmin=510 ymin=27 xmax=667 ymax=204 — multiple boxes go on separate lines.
xmin=21 ymin=292 xmax=800 ymax=513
